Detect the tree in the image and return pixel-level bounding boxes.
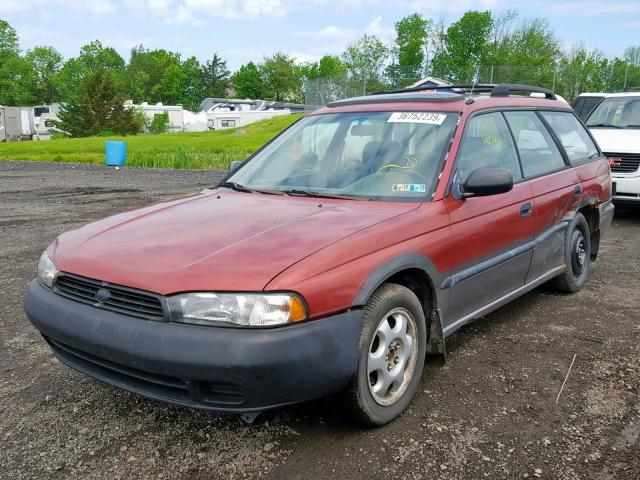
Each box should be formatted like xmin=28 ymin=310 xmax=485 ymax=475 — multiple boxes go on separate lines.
xmin=56 ymin=40 xmax=126 ymax=100
xmin=0 ymin=19 xmax=19 ymax=56
xmin=201 ymin=53 xmax=231 ymax=98
xmin=556 ymin=45 xmax=608 ymax=100
xmin=430 ymin=10 xmax=493 ymax=82
xmin=342 ymin=34 xmax=389 ymax=84
xmin=25 ymin=46 xmax=63 ymax=104
xmin=387 ymin=13 xmax=430 ymax=85
xmin=154 ymin=63 xmax=186 ymax=105
xmin=178 ymin=56 xmax=205 ymax=110
xmin=300 ymin=55 xmax=348 ymax=106
xmin=622 ymin=46 xmax=640 ymax=90
xmin=57 ymin=70 xmax=138 ymax=137
xmin=125 ymin=46 xmax=181 ymax=102
xmin=260 ymin=52 xmax=302 ymax=102
xmin=301 ymin=55 xmax=347 ymax=80
xmin=0 ymin=56 xmax=38 ymax=105
xmin=485 ymin=18 xmax=559 ymax=86
xmin=232 ymin=61 xmax=263 ymax=99
xmin=0 ymin=19 xmax=38 ymax=106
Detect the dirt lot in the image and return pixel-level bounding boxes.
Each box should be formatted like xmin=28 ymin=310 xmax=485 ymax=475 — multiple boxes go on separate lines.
xmin=1 ymin=160 xmax=639 ymax=480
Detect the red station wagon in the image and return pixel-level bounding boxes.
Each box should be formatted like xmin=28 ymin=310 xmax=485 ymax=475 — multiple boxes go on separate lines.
xmin=25 ymin=84 xmax=614 ymax=425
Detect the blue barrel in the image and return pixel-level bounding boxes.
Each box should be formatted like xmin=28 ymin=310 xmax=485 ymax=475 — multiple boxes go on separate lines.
xmin=105 ymin=141 xmax=127 ymax=167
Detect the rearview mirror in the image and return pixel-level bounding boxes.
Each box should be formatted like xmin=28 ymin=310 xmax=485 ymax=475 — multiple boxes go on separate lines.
xmin=462 ymin=168 xmax=513 ymax=197
xmin=229 ymin=160 xmax=244 ymax=173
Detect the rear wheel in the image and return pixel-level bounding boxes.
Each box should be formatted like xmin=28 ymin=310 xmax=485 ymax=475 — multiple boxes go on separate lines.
xmin=552 ymin=213 xmax=591 ymax=293
xmin=342 ymin=283 xmax=426 ymax=426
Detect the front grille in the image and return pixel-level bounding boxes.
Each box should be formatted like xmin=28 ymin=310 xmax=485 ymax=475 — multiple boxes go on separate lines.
xmin=605 ymin=152 xmax=640 ymax=173
xmin=54 ymin=273 xmax=165 ymax=321
xmin=45 ymin=337 xmax=244 ymax=406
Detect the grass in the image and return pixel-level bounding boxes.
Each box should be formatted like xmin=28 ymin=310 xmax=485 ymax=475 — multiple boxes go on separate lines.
xmin=0 ymin=114 xmax=303 ymax=169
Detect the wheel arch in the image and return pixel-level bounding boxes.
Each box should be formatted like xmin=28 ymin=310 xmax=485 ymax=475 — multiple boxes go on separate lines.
xmin=352 ymin=253 xmax=446 ymax=357
xmin=576 ymin=198 xmax=601 ymax=260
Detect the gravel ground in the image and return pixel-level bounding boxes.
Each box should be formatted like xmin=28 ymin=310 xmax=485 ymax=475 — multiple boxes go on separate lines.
xmin=1 ymin=160 xmax=639 ymax=480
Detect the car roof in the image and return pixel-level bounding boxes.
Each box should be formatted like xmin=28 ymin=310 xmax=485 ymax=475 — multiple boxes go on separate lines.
xmin=576 ymin=92 xmax=640 ymax=98
xmin=311 ymin=84 xmax=572 ymax=116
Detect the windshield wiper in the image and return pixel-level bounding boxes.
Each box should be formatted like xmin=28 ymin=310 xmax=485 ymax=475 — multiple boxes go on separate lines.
xmin=282 ymin=189 xmax=367 ymax=200
xmin=217 ymin=181 xmax=284 ymax=196
xmin=587 ymin=123 xmax=623 ymax=129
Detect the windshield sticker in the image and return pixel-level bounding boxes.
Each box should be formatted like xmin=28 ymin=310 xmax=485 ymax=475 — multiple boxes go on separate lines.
xmin=387 ymin=112 xmax=447 ymax=125
xmin=392 ymin=183 xmax=426 ymax=193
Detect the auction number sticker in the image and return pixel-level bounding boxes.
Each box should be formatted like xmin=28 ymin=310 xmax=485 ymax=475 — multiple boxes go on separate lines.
xmin=387 ymin=112 xmax=447 ymax=125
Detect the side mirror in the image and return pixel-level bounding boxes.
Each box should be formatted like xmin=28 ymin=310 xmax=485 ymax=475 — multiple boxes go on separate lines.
xmin=229 ymin=160 xmax=244 ymax=173
xmin=462 ymin=168 xmax=513 ymax=197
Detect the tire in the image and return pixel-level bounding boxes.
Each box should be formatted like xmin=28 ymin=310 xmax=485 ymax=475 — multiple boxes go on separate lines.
xmin=341 ymin=283 xmax=427 ymax=426
xmin=552 ymin=213 xmax=591 ymax=293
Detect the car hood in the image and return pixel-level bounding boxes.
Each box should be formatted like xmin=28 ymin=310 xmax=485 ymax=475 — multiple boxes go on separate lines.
xmin=589 ymin=128 xmax=640 ymax=154
xmin=50 ymin=190 xmax=418 ymax=295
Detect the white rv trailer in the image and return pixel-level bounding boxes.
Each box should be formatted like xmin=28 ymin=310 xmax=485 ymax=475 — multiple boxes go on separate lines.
xmin=35 ymin=112 xmax=61 ymax=140
xmin=126 ymin=101 xmax=184 ymax=132
xmin=197 ymin=98 xmax=319 ymax=131
xmin=0 ymin=107 xmax=36 ymax=141
xmin=198 ymin=98 xmax=293 ymax=130
xmin=206 ymin=109 xmax=290 ymax=130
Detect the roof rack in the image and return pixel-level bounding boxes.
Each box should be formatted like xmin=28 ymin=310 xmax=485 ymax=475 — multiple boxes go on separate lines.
xmin=327 ymin=91 xmax=463 ymax=107
xmin=372 ymin=83 xmax=557 ymax=101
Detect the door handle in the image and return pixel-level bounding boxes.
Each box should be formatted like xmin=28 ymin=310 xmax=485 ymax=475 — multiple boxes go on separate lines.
xmin=573 ymin=185 xmax=582 ymax=197
xmin=520 ymin=202 xmax=532 ymax=217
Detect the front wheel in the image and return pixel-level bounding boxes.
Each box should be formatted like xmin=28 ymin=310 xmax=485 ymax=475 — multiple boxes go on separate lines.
xmin=342 ymin=283 xmax=426 ymax=426
xmin=552 ymin=213 xmax=591 ymax=293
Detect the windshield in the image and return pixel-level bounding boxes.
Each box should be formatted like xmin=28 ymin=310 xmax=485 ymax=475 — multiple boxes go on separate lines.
xmin=227 ymin=111 xmax=459 ymax=201
xmin=586 ymin=96 xmax=640 ymax=128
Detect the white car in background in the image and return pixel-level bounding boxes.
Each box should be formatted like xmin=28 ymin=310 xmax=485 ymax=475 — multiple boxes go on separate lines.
xmin=583 ymin=92 xmax=640 ymax=204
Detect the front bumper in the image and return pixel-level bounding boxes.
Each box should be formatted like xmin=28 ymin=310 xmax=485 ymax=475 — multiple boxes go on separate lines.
xmin=612 ymin=175 xmax=640 ymax=203
xmin=24 ymin=280 xmax=363 ymax=412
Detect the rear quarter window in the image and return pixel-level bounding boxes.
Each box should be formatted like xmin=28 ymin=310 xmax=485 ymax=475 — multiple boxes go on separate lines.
xmin=540 ymin=111 xmax=599 ymax=165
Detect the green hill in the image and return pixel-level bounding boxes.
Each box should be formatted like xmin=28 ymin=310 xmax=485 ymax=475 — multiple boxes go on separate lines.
xmin=0 ymin=114 xmax=303 ymax=169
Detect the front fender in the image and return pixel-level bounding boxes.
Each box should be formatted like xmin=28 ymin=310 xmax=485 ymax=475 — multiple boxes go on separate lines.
xmin=352 ymin=252 xmax=446 ymax=357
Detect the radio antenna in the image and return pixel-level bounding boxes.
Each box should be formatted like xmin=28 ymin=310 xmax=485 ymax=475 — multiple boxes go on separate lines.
xmin=468 ymin=64 xmax=481 ymax=98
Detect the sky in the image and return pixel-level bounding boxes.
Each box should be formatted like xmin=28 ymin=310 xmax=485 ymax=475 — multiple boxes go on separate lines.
xmin=1 ymin=0 xmax=639 ymax=70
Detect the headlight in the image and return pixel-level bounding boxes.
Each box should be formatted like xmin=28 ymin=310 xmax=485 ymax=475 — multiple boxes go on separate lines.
xmin=38 ymin=250 xmax=59 ymax=287
xmin=167 ymin=292 xmax=308 ymax=327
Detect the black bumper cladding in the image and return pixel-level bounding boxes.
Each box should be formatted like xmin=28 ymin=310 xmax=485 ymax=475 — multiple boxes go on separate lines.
xmin=24 ymin=280 xmax=363 ymax=412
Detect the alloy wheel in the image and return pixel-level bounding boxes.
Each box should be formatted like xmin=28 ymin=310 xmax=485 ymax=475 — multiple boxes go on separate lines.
xmin=367 ymin=308 xmax=419 ymax=406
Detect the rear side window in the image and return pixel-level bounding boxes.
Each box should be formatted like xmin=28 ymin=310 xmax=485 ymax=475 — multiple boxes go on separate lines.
xmin=540 ymin=111 xmax=599 ymax=165
xmin=504 ymin=111 xmax=565 ymax=178
xmin=456 ymin=112 xmax=522 ymax=182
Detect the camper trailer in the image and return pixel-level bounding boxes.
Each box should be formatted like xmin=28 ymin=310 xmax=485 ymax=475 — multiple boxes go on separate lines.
xmin=198 ymin=98 xmax=294 ymax=130
xmin=127 ymin=101 xmax=184 ymax=133
xmin=206 ymin=109 xmax=290 ymax=130
xmin=0 ymin=107 xmax=36 ymax=141
xmin=35 ymin=112 xmax=61 ymax=140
